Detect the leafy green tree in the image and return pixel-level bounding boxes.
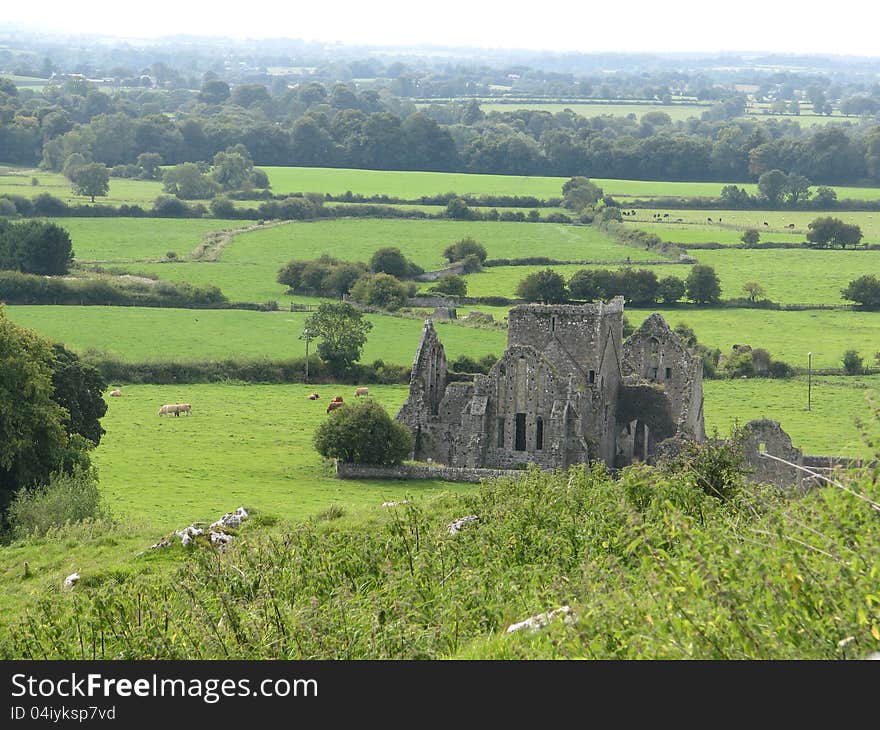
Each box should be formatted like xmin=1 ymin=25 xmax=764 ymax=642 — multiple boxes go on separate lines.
xmin=313 ymin=399 xmax=412 ymax=465
xmin=740 ymin=229 xmax=760 ymax=245
xmin=136 ymin=152 xmax=163 ymax=180
xmin=162 ymin=163 xmax=219 ymax=199
xmin=567 ymin=269 xmax=616 ymax=301
xmin=719 ymin=185 xmax=754 ymax=208
xmin=350 ymin=273 xmax=410 ymax=311
xmin=657 ymin=275 xmax=686 ymax=304
xmin=842 ymin=349 xmax=863 ymax=375
xmin=0 ymin=307 xmax=92 ymax=514
xmin=442 ymin=237 xmax=487 ymax=263
xmin=370 ymin=247 xmax=408 ymax=278
xmin=199 ymin=79 xmax=230 ymax=105
xmin=686 ymin=264 xmax=722 ymax=305
xmin=806 ymin=216 xmax=862 ymax=249
xmin=50 ymin=344 xmax=107 ymax=446
xmin=211 ymin=146 xmax=254 ymax=191
xmin=757 ymin=169 xmax=788 ymax=205
xmin=69 ymin=162 xmax=109 ymax=202
xmin=841 ymin=275 xmax=880 ymax=309
xmin=561 ymin=176 xmax=603 ymax=211
xmin=742 ymin=281 xmax=766 ymax=303
xmin=0 ymin=220 xmax=74 ymax=275
xmin=516 ymin=269 xmax=567 ymax=304
xmin=429 ymin=274 xmax=467 ymax=297
xmin=304 ymin=302 xmax=373 ymax=375
xmin=785 ymin=173 xmax=811 ymax=205
xmin=806 ymin=216 xmax=838 ymax=248
xmin=813 ymin=186 xmax=838 ymax=206
xmin=446 ymin=197 xmax=474 ymax=220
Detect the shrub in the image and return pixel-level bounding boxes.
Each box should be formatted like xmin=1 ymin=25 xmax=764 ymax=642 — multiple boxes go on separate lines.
xmin=516 ymin=269 xmax=567 ymax=303
xmin=350 ymin=273 xmax=409 ymax=311
xmin=841 ymin=275 xmax=880 ymax=309
xmin=740 ymin=229 xmax=760 ymax=245
xmin=659 ymin=430 xmax=747 ymax=502
xmin=7 ymin=466 xmax=107 ymax=539
xmin=843 ymin=349 xmax=864 ymax=375
xmin=429 ymin=274 xmax=467 ymax=297
xmin=442 ymin=237 xmax=487 ymax=264
xmin=313 ymin=399 xmax=413 ymax=465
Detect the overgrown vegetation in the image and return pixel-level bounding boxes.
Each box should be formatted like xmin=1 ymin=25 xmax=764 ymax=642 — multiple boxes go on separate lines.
xmin=4 ymin=445 xmax=880 ymax=659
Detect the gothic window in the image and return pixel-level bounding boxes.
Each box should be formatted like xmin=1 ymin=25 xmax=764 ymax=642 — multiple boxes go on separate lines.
xmin=665 ymin=367 xmax=672 ymax=380
xmin=497 ymin=418 xmax=505 ymax=448
xmin=515 ymin=413 xmax=527 ymax=451
xmin=536 ymin=417 xmax=544 ymax=450
xmin=589 ymin=370 xmax=595 ymax=384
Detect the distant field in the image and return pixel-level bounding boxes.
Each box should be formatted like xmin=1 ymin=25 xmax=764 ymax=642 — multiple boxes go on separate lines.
xmin=45 ymin=217 xmax=251 ymax=262
xmin=625 ymin=209 xmax=880 ymax=240
xmin=263 ymin=166 xmax=880 ymax=204
xmin=92 ymin=383 xmax=471 ymax=531
xmin=626 ymin=307 xmax=880 ymax=370
xmin=127 ymin=219 xmax=650 ymax=302
xmin=694 ymin=248 xmax=880 ymax=305
xmin=0 ymin=169 xmax=164 ymax=206
xmin=477 ymin=102 xmax=711 ymax=122
xmin=704 ymin=375 xmax=880 ymax=458
xmin=3 ymin=306 xmax=507 ymax=366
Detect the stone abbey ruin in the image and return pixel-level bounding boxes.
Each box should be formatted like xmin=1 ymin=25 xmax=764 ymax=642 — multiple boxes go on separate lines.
xmin=396 ymin=298 xmax=705 ymax=470
xmin=389 ymin=299 xmax=863 ymax=489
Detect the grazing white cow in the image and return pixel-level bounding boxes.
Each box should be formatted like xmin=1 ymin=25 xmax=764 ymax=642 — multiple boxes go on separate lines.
xmin=109 ymin=388 xmax=122 ymax=397
xmin=355 ymin=387 xmax=369 ymax=397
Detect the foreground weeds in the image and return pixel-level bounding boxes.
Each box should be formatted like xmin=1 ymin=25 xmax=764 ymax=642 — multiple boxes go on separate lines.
xmin=2 ymin=457 xmax=879 ymax=659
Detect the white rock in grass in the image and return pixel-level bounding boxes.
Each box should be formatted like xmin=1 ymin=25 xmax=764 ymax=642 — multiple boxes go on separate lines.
xmin=447 ymin=515 xmax=479 ymax=535
xmin=63 ymin=572 xmax=80 ymax=588
xmin=506 ymin=605 xmax=573 ymax=634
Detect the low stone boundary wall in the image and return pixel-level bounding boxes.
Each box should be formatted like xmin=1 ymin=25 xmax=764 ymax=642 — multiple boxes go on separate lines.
xmin=335 ymin=461 xmax=525 ymax=483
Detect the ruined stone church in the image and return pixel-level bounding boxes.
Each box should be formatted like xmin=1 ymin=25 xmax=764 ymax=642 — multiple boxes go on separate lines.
xmin=396 ymin=297 xmax=705 ymax=470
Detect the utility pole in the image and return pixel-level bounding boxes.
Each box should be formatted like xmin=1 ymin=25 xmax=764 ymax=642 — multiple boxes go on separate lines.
xmin=807 ymin=351 xmax=812 ymax=411
xmin=300 ymin=328 xmax=313 ymax=383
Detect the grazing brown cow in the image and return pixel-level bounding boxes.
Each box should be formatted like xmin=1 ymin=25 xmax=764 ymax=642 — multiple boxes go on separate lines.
xmin=355 ymin=387 xmax=369 ymax=397
xmin=158 ymin=404 xmax=178 ymax=416
xmin=307 ymin=393 xmax=320 ymax=400
xmin=331 ymin=395 xmax=343 ymax=403
xmin=327 ymin=400 xmax=345 ymax=414
xmin=177 ymin=403 xmax=192 ymax=416
xmin=109 ymin=388 xmax=122 ymax=397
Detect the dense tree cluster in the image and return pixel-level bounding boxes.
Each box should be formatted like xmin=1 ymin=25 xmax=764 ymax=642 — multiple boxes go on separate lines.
xmin=0 ymin=220 xmax=74 ymax=275
xmin=3 ymin=59 xmax=880 ymax=185
xmin=0 ymin=307 xmax=104 ymax=515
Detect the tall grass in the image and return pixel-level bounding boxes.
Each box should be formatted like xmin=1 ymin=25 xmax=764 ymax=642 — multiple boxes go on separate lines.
xmin=4 ymin=447 xmax=879 ymax=659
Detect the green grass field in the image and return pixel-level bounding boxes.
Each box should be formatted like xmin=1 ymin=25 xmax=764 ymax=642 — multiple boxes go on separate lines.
xmin=693 ymin=247 xmax=880 ymax=305
xmin=2 ymin=306 xmax=507 ymax=365
xmin=0 ymin=168 xmax=165 ymax=206
xmin=91 ymin=383 xmax=471 ymax=530
xmin=49 ymin=217 xmax=251 ymax=262
xmin=627 ymin=307 xmax=880 ymax=370
xmin=263 ymin=166 xmax=880 ymax=204
xmin=122 ymin=219 xmax=650 ymax=302
xmin=704 ymin=375 xmax=880 ymax=458
xmin=625 ymin=209 xmax=880 ymax=240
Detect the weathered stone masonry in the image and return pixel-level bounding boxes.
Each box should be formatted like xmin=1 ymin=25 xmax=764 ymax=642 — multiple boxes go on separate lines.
xmin=396 ymin=298 xmax=706 ymax=470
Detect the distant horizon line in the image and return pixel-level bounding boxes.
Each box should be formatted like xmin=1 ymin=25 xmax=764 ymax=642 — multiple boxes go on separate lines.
xmin=1 ymin=24 xmax=879 ymax=61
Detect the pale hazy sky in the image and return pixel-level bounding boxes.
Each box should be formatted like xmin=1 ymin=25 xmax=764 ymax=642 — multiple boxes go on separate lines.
xmin=3 ymin=0 xmax=879 ymax=57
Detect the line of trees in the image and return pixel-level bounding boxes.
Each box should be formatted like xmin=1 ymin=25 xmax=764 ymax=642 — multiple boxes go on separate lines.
xmin=515 ymin=265 xmax=721 ymax=306
xmin=4 ymin=71 xmax=880 ymax=186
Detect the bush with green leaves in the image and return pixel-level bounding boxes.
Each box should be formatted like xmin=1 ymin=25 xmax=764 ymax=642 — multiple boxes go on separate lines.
xmin=515 ymin=269 xmax=567 ymax=304
xmin=6 ymin=465 xmax=107 ymax=539
xmin=350 ymin=272 xmax=411 ymax=311
xmin=428 ymin=274 xmax=467 ymax=297
xmin=313 ymin=399 xmax=413 ymax=465
xmin=443 ymin=237 xmax=487 ymax=264
xmin=843 ymin=349 xmax=864 ymax=375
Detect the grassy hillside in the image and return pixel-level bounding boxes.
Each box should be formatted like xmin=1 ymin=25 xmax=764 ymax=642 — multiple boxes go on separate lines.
xmin=4 ymin=457 xmax=879 ymax=659
xmin=2 ymin=306 xmax=506 ymax=366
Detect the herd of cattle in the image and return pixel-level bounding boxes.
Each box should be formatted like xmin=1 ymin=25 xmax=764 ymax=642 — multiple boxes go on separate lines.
xmin=306 ymin=387 xmax=370 ymax=413
xmin=107 ymin=385 xmax=371 ymax=417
